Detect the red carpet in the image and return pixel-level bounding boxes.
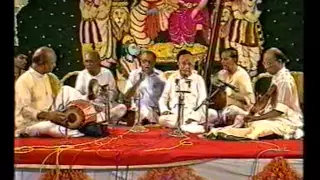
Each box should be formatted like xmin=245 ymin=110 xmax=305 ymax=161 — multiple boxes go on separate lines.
xmin=14 ymin=128 xmax=303 ymax=166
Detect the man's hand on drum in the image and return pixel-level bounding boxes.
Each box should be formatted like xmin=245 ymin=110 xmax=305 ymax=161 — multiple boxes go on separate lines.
xmin=37 ymin=111 xmax=67 ymax=124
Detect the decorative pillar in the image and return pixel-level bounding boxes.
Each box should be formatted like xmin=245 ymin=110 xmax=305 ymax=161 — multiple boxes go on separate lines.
xmin=14 ymin=0 xmax=29 ymax=46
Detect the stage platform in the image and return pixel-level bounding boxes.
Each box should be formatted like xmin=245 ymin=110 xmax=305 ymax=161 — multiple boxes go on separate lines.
xmin=14 ymin=128 xmax=303 ymax=179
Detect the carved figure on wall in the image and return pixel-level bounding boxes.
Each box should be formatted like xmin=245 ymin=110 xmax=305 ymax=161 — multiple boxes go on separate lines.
xmin=79 ymin=0 xmax=115 ymax=62
xmin=168 ymin=0 xmax=210 ymax=47
xmin=111 ymin=1 xmax=130 ymax=42
xmin=129 ymin=0 xmax=179 ymax=47
xmin=210 ymin=0 xmax=264 ymax=76
xmin=116 ymin=34 xmax=141 ymax=94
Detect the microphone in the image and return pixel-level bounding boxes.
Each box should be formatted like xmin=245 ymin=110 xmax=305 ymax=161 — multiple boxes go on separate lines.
xmin=175 ymin=79 xmax=180 ymax=87
xmin=209 ymin=74 xmax=239 ymax=92
xmin=185 ymin=79 xmax=191 ymax=88
xmin=218 ymin=79 xmax=240 ymax=92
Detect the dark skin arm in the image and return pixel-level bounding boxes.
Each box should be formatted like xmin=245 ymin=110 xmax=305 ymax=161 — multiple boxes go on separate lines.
xmin=37 ymin=111 xmax=67 ymax=124
xmin=244 ymin=110 xmax=283 ymax=122
xmin=123 ymin=75 xmax=145 ymax=101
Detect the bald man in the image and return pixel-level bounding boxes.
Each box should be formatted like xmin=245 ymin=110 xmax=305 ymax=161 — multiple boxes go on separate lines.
xmin=15 ymin=47 xmax=94 ymax=138
xmin=123 ymin=51 xmax=165 ymax=124
xmin=75 ymin=50 xmax=127 ymax=123
xmin=208 ymin=48 xmax=303 ymax=140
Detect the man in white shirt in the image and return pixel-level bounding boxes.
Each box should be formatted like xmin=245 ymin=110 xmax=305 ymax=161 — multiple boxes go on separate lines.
xmin=158 ymin=50 xmax=207 ymax=133
xmin=123 ymin=51 xmax=165 ymax=124
xmin=208 ymin=48 xmax=255 ymax=127
xmin=207 ymin=48 xmax=303 ymax=140
xmin=75 ymin=50 xmax=127 ymax=123
xmin=15 ymin=47 xmax=93 ymax=138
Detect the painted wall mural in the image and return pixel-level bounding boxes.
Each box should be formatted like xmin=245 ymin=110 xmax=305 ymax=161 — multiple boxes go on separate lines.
xmin=16 ymin=0 xmax=306 ymax=80
xmin=213 ymin=0 xmax=264 ymax=76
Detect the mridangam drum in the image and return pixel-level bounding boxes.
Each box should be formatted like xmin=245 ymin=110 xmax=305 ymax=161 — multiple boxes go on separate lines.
xmin=62 ymin=100 xmax=97 ymax=129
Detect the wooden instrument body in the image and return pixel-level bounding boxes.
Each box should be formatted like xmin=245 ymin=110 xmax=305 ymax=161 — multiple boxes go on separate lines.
xmin=209 ymin=86 xmax=227 ymax=110
xmin=62 ymin=100 xmax=97 ymax=129
xmin=249 ymin=84 xmax=277 ymax=115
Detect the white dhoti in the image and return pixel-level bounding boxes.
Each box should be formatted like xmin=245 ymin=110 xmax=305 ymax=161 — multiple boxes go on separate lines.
xmin=208 ymin=105 xmax=249 ymax=127
xmin=23 ymin=86 xmax=88 ymax=138
xmin=209 ymin=114 xmax=304 ymax=140
xmin=139 ymin=106 xmax=159 ymax=123
xmin=96 ymin=103 xmax=127 ymax=124
xmin=159 ymin=108 xmax=205 ymax=133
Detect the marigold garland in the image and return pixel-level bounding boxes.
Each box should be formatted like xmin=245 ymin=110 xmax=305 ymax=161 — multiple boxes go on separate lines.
xmin=138 ymin=166 xmax=206 ymax=180
xmin=39 ymin=169 xmax=92 ymax=180
xmin=252 ymin=156 xmax=302 ymax=180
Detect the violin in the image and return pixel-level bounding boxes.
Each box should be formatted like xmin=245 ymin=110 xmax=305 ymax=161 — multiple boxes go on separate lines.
xmin=248 ymin=84 xmax=277 ymax=115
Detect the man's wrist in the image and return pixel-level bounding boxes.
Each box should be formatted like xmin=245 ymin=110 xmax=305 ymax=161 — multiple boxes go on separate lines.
xmin=37 ymin=111 xmax=48 ymax=120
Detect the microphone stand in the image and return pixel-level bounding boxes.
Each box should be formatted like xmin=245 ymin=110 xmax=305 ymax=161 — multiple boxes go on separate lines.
xmin=194 ymin=85 xmax=226 ymax=132
xmin=105 ymin=85 xmax=112 ymax=128
xmin=130 ymin=93 xmax=148 ymax=133
xmin=169 ymin=87 xmax=190 ymax=138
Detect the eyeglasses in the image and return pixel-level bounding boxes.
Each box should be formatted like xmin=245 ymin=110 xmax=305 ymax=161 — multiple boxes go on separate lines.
xmin=262 ymin=61 xmax=275 ymax=68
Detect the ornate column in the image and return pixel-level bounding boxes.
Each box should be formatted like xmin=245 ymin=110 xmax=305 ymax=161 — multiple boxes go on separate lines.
xmin=14 ymin=0 xmax=29 ymax=46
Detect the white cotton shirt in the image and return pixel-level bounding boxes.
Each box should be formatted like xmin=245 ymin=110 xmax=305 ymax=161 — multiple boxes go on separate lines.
xmin=124 ymin=68 xmax=165 ymax=109
xmin=269 ymin=67 xmax=303 ymax=128
xmin=15 ymin=68 xmax=56 ymax=135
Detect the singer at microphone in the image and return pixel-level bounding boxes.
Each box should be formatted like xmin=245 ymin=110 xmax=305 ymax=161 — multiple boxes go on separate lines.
xmin=158 ymin=50 xmax=209 ymax=133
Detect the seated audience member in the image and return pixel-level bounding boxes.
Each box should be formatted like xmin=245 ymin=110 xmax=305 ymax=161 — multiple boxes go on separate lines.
xmin=15 ymin=47 xmax=105 ymax=138
xmin=208 ymin=48 xmax=255 ymax=128
xmin=207 ymin=47 xmax=303 ymax=140
xmin=123 ymin=51 xmax=165 ymax=125
xmin=158 ymin=50 xmax=207 ymax=133
xmin=75 ymin=50 xmax=127 ymax=123
xmin=14 ymin=54 xmax=28 ymax=81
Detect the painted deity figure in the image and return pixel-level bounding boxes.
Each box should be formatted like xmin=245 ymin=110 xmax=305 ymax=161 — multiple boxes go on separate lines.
xmin=116 ymin=35 xmax=141 ymax=95
xmin=129 ymin=0 xmax=179 ymax=46
xmin=168 ymin=0 xmax=210 ymax=47
xmin=213 ymin=5 xmax=233 ymax=61
xmin=79 ymin=0 xmax=116 ymax=62
xmin=210 ymin=0 xmax=264 ymax=76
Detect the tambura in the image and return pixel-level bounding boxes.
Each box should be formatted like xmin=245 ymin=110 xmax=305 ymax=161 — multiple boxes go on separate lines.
xmin=62 ymin=100 xmax=97 ymax=129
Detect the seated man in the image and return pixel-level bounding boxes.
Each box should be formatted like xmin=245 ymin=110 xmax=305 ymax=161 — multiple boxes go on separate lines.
xmin=159 ymin=50 xmax=207 ymax=133
xmin=123 ymin=51 xmax=165 ymax=124
xmin=14 ymin=54 xmax=28 ymax=82
xmin=207 ymin=48 xmax=303 ymax=140
xmin=15 ymin=47 xmax=102 ymax=138
xmin=75 ymin=50 xmax=127 ymax=123
xmin=209 ymin=48 xmax=255 ymax=127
